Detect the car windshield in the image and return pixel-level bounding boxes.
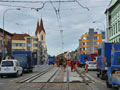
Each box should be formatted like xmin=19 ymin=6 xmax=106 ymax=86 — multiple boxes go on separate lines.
xmin=2 ymin=61 xmax=14 ymax=67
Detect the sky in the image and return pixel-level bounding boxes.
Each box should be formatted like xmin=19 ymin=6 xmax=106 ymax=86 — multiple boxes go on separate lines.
xmin=0 ymin=0 xmax=111 ymax=56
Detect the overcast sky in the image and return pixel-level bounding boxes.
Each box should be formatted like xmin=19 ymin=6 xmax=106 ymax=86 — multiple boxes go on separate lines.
xmin=0 ymin=0 xmax=111 ymax=56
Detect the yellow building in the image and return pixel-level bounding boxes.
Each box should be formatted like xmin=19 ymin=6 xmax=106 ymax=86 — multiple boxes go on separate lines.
xmin=12 ymin=34 xmax=38 ymax=52
xmin=12 ymin=18 xmax=46 ymax=52
xmin=79 ymin=28 xmax=105 ymax=54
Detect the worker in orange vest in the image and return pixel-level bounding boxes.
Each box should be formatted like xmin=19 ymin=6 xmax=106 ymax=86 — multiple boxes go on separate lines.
xmin=85 ymin=61 xmax=89 ymax=73
xmin=73 ymin=60 xmax=76 ymax=72
xmin=76 ymin=60 xmax=79 ymax=67
xmin=63 ymin=60 xmax=66 ymax=72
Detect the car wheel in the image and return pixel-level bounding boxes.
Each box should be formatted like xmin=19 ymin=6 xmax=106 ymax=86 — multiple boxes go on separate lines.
xmin=106 ymin=78 xmax=112 ymax=88
xmin=100 ymin=71 xmax=104 ymax=80
xmin=97 ymin=73 xmax=100 ymax=77
xmin=16 ymin=71 xmax=18 ymax=77
xmin=0 ymin=75 xmax=3 ymax=78
xmin=21 ymin=71 xmax=23 ymax=76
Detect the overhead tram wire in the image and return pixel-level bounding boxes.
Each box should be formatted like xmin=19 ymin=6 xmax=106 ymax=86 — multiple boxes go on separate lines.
xmin=0 ymin=0 xmax=90 ymax=12
xmin=75 ymin=0 xmax=89 ymax=11
xmin=50 ymin=0 xmax=64 ymax=50
xmin=0 ymin=3 xmax=45 ymax=11
xmin=0 ymin=0 xmax=75 ymax=3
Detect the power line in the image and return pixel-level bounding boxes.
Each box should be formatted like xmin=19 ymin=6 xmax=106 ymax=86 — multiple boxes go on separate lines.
xmin=75 ymin=0 xmax=89 ymax=11
xmin=0 ymin=0 xmax=75 ymax=3
xmin=0 ymin=0 xmax=90 ymax=12
xmin=50 ymin=0 xmax=64 ymax=50
xmin=0 ymin=3 xmax=45 ymax=11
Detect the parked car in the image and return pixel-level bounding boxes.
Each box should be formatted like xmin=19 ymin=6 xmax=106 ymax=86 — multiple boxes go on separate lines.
xmin=85 ymin=61 xmax=97 ymax=71
xmin=0 ymin=59 xmax=23 ymax=78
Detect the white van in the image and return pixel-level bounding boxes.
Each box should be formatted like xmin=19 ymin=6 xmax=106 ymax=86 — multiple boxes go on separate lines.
xmin=0 ymin=59 xmax=23 ymax=78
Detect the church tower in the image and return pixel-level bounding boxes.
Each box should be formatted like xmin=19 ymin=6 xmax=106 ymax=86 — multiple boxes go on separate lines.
xmin=35 ymin=18 xmax=46 ymax=48
xmin=35 ymin=18 xmax=47 ymax=64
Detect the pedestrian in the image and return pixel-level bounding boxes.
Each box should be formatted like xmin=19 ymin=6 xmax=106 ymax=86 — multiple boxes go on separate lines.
xmin=85 ymin=61 xmax=89 ymax=73
xmin=63 ymin=60 xmax=66 ymax=72
xmin=71 ymin=61 xmax=73 ymax=72
xmin=73 ymin=60 xmax=76 ymax=72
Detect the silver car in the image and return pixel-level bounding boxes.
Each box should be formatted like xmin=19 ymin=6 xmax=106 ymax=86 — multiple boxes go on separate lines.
xmin=85 ymin=61 xmax=97 ymax=71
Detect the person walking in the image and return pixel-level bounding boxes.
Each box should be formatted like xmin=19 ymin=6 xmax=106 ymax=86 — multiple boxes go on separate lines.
xmin=73 ymin=60 xmax=76 ymax=72
xmin=63 ymin=60 xmax=66 ymax=72
xmin=71 ymin=61 xmax=73 ymax=72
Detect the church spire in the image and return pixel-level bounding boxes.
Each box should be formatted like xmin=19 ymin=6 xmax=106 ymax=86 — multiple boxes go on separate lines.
xmin=39 ymin=18 xmax=46 ymax=34
xmin=35 ymin=18 xmax=46 ymax=35
xmin=35 ymin=20 xmax=39 ymax=35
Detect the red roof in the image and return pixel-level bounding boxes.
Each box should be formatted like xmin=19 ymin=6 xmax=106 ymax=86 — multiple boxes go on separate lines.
xmin=12 ymin=33 xmax=30 ymax=40
xmin=35 ymin=18 xmax=46 ymax=35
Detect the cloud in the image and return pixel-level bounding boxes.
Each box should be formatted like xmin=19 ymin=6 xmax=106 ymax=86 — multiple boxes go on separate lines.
xmin=0 ymin=0 xmax=111 ymax=56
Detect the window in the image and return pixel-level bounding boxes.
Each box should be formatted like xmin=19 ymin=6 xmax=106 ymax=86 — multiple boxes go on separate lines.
xmin=41 ymin=35 xmax=43 ymax=40
xmin=83 ymin=42 xmax=89 ymax=45
xmin=83 ymin=43 xmax=85 ymax=45
xmin=22 ymin=43 xmax=25 ymax=47
xmin=94 ymin=42 xmax=98 ymax=45
xmin=33 ymin=44 xmax=38 ymax=47
xmin=27 ymin=44 xmax=31 ymax=47
xmin=118 ymin=21 xmax=120 ymax=31
xmin=94 ymin=32 xmax=98 ymax=34
xmin=94 ymin=47 xmax=98 ymax=50
xmin=83 ymin=48 xmax=85 ymax=50
xmin=16 ymin=62 xmax=20 ymax=66
xmin=18 ymin=43 xmax=21 ymax=46
xmin=12 ymin=43 xmax=16 ymax=47
xmin=94 ymin=37 xmax=98 ymax=40
xmin=102 ymin=32 xmax=105 ymax=39
xmin=83 ymin=37 xmax=89 ymax=40
xmin=33 ymin=38 xmax=38 ymax=41
xmin=27 ymin=38 xmax=32 ymax=42
xmin=98 ymin=49 xmax=101 ymax=56
xmin=2 ymin=61 xmax=13 ymax=67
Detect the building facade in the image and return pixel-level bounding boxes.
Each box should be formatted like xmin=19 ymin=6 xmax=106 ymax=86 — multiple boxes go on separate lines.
xmin=12 ymin=18 xmax=47 ymax=64
xmin=105 ymin=0 xmax=120 ymax=42
xmin=79 ymin=28 xmax=105 ymax=54
xmin=12 ymin=34 xmax=38 ymax=52
xmin=0 ymin=28 xmax=13 ymax=61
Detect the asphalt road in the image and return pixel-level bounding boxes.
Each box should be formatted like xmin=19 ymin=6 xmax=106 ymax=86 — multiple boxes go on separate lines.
xmin=0 ymin=66 xmax=119 ymax=90
xmin=88 ymin=71 xmax=118 ymax=90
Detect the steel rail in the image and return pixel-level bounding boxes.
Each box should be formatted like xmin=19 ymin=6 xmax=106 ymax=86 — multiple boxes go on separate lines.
xmin=15 ymin=66 xmax=55 ymax=90
xmin=76 ymin=66 xmax=96 ymax=90
xmin=39 ymin=67 xmax=60 ymax=90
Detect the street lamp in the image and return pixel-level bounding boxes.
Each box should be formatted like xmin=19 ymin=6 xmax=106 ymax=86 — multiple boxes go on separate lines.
xmin=2 ymin=8 xmax=20 ymax=59
xmin=92 ymin=21 xmax=105 ymax=31
xmin=92 ymin=21 xmax=106 ymax=41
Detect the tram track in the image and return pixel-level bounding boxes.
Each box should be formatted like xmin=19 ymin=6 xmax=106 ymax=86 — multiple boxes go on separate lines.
xmin=39 ymin=67 xmax=60 ymax=90
xmin=14 ymin=66 xmax=59 ymax=90
xmin=76 ymin=66 xmax=99 ymax=90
